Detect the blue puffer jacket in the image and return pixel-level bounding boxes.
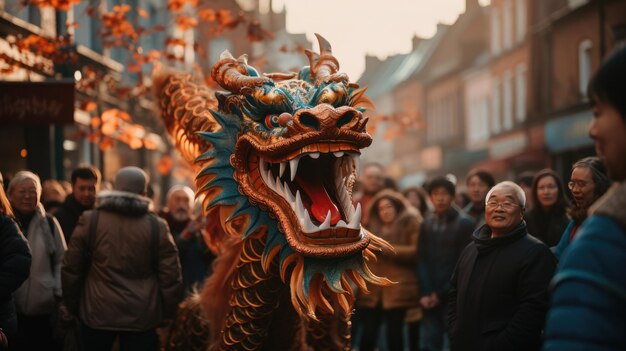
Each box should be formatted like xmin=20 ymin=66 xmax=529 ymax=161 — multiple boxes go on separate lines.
xmin=544 ymin=183 xmax=626 ymax=351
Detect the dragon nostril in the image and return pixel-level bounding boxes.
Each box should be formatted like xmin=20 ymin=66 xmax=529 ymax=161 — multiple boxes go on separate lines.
xmin=298 ymin=113 xmax=320 ymax=130
xmin=337 ymin=111 xmax=357 ymax=129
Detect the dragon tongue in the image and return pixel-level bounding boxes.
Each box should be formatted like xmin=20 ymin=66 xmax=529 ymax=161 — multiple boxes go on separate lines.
xmin=295 ymin=175 xmax=341 ymax=225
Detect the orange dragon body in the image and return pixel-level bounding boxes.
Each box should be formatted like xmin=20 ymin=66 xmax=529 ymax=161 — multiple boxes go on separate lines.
xmin=154 ymin=34 xmax=391 ymax=351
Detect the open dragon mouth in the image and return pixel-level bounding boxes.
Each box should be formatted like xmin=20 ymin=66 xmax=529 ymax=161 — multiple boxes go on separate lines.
xmin=258 ymin=145 xmax=361 ymax=239
xmin=238 ymin=139 xmax=369 ymax=257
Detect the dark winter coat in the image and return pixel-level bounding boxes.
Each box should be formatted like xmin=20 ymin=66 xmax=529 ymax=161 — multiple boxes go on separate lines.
xmin=0 ymin=215 xmax=31 ymax=336
xmin=525 ymin=207 xmax=569 ymax=247
xmin=62 ymin=190 xmax=183 ymax=332
xmin=448 ymin=221 xmax=556 ymax=351
xmin=417 ymin=206 xmax=474 ymax=301
xmin=53 ymin=194 xmax=92 ymax=244
xmin=544 ymin=182 xmax=626 ymax=351
xmin=357 ymin=190 xmax=423 ymax=310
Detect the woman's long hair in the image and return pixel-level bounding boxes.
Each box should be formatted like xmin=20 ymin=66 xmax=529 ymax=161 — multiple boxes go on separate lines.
xmin=568 ymin=157 xmax=611 ymax=223
xmin=530 ymin=169 xmax=568 ymax=216
xmin=0 ymin=185 xmax=14 ymax=218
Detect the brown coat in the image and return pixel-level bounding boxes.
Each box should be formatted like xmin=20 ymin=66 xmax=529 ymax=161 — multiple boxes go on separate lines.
xmin=357 ymin=190 xmax=423 ymax=310
xmin=62 ymin=191 xmax=183 ymax=332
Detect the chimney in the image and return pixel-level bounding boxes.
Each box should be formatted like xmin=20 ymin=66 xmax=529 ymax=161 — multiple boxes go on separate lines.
xmin=412 ymin=34 xmax=425 ymax=50
xmin=365 ymin=55 xmax=381 ymax=70
xmin=466 ymin=0 xmax=479 ymax=12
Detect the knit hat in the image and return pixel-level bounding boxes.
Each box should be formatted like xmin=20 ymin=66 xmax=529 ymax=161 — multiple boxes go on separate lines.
xmin=114 ymin=167 xmax=148 ymax=195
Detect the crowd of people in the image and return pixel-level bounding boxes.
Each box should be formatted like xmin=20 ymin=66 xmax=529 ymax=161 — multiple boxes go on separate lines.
xmin=0 ymin=165 xmax=214 ymax=351
xmin=0 ymin=40 xmax=624 ymax=351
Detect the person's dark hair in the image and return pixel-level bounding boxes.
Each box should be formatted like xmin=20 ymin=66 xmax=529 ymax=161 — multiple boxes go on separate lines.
xmin=71 ymin=165 xmax=101 ymax=185
xmin=588 ymin=45 xmax=626 ymax=120
xmin=515 ymin=171 xmax=535 ymax=187
xmin=466 ymin=169 xmax=495 ymax=188
xmin=571 ymin=156 xmax=611 ymax=199
xmin=531 ymin=169 xmax=567 ymax=215
xmin=383 ymin=177 xmax=398 ymax=191
xmin=402 ymin=186 xmax=428 ymax=214
xmin=427 ymin=176 xmax=456 ymax=196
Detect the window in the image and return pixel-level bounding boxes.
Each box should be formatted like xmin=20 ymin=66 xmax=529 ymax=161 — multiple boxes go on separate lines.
xmin=491 ymin=78 xmax=501 ymax=134
xmin=503 ymin=70 xmax=513 ymax=130
xmin=578 ymin=39 xmax=593 ymax=98
xmin=491 ymin=7 xmax=501 ymax=55
xmin=515 ymin=64 xmax=527 ymax=122
xmin=515 ymin=0 xmax=526 ymax=42
xmin=503 ymin=0 xmax=513 ymax=50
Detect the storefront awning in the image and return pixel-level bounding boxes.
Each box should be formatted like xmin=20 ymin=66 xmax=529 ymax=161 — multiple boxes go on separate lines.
xmin=545 ymin=110 xmax=594 ymax=152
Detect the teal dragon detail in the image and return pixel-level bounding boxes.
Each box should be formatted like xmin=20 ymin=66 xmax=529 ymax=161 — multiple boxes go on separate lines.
xmin=155 ymin=34 xmax=391 ymax=351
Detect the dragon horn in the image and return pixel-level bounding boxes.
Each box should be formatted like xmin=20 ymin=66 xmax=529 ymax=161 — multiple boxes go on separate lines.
xmin=211 ymin=50 xmax=270 ymax=94
xmin=305 ymin=33 xmax=347 ymax=86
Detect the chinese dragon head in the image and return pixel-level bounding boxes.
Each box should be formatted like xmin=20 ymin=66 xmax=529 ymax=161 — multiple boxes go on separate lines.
xmin=156 ymin=34 xmax=391 ymax=351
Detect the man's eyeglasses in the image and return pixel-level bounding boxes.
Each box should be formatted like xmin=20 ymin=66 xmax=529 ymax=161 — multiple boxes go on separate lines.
xmin=567 ymin=180 xmax=589 ymax=190
xmin=485 ymin=200 xmax=520 ymax=210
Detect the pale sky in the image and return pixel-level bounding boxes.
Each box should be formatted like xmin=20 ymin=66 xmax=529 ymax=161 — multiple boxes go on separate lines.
xmin=263 ymin=0 xmax=489 ymax=80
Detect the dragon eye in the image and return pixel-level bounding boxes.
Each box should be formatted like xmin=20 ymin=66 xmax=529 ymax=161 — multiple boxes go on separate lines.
xmin=265 ymin=114 xmax=280 ymax=129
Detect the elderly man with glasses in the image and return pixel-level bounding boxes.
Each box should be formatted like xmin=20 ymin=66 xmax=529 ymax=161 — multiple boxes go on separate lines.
xmin=448 ymin=181 xmax=556 ymax=351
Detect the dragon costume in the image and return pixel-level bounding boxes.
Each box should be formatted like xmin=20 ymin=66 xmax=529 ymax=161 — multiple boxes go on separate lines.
xmin=154 ymin=34 xmax=392 ymax=351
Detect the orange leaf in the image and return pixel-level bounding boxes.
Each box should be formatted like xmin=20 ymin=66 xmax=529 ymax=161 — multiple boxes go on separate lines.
xmin=99 ymin=137 xmax=114 ymax=150
xmin=157 ymin=155 xmax=173 ymax=175
xmin=90 ymin=117 xmax=101 ymax=128
xmin=82 ymin=101 xmax=97 ymax=112
xmin=137 ymin=8 xmax=149 ymax=18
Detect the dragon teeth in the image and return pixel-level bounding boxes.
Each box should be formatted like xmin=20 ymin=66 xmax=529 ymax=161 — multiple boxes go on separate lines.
xmin=318 ymin=210 xmax=332 ymax=230
xmin=347 ymin=202 xmax=361 ymax=230
xmin=289 ymin=157 xmax=300 ymax=181
xmin=259 ymin=156 xmax=360 ymax=233
xmin=308 ymin=152 xmax=320 ymax=159
xmin=350 ymin=153 xmax=360 ymax=175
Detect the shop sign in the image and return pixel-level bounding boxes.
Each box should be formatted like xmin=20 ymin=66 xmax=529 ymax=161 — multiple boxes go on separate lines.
xmin=0 ymin=81 xmax=75 ymax=126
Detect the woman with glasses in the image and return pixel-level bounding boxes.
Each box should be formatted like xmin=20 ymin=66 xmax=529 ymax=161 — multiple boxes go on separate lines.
xmin=525 ymin=169 xmax=569 ymax=246
xmin=553 ymin=157 xmax=611 ymax=260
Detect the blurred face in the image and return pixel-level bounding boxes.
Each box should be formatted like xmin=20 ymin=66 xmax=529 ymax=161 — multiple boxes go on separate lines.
xmin=485 ymin=186 xmax=524 ymax=235
xmin=360 ymin=166 xmax=384 ymax=195
xmin=589 ymin=101 xmax=626 ymax=181
xmin=536 ymin=176 xmax=559 ymax=209
xmin=377 ymin=198 xmax=397 ymax=225
xmin=167 ymin=190 xmax=192 ymax=221
xmin=467 ymin=175 xmax=490 ymax=204
xmin=73 ymin=177 xmax=98 ymax=208
xmin=406 ymin=191 xmax=422 ymax=210
xmin=429 ymin=187 xmax=453 ymax=215
xmin=568 ymin=167 xmax=596 ymax=207
xmin=9 ymin=179 xmax=39 ymax=214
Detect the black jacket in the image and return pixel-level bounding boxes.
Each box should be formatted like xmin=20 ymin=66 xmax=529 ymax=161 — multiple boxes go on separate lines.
xmin=525 ymin=208 xmax=569 ymax=247
xmin=0 ymin=215 xmax=32 ymax=335
xmin=417 ymin=207 xmax=474 ymax=300
xmin=54 ymin=194 xmax=91 ymax=243
xmin=448 ymin=221 xmax=556 ymax=351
